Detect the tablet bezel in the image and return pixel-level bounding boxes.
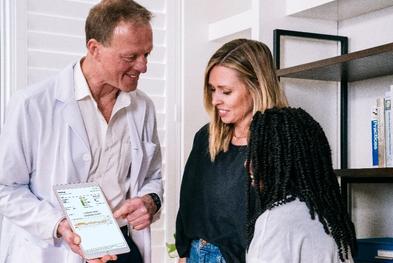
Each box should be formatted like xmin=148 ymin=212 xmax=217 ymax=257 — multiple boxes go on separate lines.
xmin=53 ymin=182 xmax=130 ymax=259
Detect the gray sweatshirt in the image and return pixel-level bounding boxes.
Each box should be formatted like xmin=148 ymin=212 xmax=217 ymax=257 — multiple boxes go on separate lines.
xmin=246 ymin=199 xmax=354 ymax=263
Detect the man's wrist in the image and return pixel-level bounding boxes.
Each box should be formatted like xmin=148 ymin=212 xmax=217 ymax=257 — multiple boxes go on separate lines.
xmin=54 ymin=217 xmax=67 ymax=239
xmin=147 ymin=193 xmax=161 ymax=213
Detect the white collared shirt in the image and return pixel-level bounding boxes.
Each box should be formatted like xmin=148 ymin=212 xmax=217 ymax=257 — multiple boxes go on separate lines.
xmin=73 ymin=60 xmax=132 ymax=225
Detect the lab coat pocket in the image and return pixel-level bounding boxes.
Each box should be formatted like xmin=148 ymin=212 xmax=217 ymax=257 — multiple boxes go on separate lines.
xmin=142 ymin=141 xmax=157 ymax=168
xmin=137 ymin=142 xmax=157 ymax=184
xmin=142 ymin=141 xmax=157 ymax=158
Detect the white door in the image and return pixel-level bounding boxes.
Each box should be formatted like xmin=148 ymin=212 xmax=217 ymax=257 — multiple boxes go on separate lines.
xmin=0 ymin=1 xmax=182 ymax=262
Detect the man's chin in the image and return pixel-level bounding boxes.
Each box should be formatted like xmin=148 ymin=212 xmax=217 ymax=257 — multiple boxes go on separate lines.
xmin=120 ymin=84 xmax=138 ymax=92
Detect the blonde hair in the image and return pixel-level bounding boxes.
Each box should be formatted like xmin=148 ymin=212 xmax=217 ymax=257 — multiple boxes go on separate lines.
xmin=204 ymin=39 xmax=288 ymax=160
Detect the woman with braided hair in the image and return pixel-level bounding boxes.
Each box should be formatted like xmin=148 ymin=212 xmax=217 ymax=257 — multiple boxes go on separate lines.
xmin=175 ymin=39 xmax=287 ymax=263
xmin=246 ymin=107 xmax=357 ymax=263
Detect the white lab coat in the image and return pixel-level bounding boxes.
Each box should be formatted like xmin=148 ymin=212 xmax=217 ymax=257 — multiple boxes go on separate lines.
xmin=0 ymin=62 xmax=163 ymax=263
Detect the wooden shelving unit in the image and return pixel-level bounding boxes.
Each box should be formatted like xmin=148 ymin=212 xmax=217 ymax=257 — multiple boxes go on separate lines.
xmin=277 ymin=42 xmax=393 ymax=82
xmin=335 ymin=168 xmax=393 ymax=219
xmin=335 ymin=167 xmax=393 ymax=178
xmin=274 ymin=30 xmax=393 ymax=218
xmin=286 ymin=0 xmax=393 ymax=21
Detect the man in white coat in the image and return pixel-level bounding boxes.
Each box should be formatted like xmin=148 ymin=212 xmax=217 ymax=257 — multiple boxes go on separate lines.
xmin=0 ymin=0 xmax=163 ymax=262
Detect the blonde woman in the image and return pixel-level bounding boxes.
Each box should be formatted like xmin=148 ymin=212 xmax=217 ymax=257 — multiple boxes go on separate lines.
xmin=175 ymin=39 xmax=287 ymax=263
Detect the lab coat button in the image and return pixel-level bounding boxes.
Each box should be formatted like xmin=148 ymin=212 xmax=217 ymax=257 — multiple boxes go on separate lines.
xmin=82 ymin=154 xmax=90 ymax=161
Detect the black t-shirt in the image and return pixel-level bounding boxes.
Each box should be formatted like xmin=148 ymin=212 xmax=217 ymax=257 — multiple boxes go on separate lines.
xmin=176 ymin=125 xmax=249 ymax=263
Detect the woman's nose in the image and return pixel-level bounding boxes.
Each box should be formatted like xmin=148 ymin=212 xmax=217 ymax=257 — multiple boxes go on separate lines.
xmin=212 ymin=93 xmax=222 ymax=106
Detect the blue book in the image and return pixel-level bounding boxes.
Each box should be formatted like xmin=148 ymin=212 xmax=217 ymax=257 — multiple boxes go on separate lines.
xmin=371 ymin=106 xmax=379 ymax=166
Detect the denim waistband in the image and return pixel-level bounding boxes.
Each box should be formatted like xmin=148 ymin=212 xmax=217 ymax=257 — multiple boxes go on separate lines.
xmin=191 ymin=239 xmax=221 ymax=251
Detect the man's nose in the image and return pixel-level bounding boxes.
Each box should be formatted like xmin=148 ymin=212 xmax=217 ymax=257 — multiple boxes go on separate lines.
xmin=134 ymin=56 xmax=148 ymax=73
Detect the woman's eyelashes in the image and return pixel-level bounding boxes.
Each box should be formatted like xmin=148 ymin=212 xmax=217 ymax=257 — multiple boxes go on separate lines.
xmin=209 ymin=86 xmax=232 ymax=95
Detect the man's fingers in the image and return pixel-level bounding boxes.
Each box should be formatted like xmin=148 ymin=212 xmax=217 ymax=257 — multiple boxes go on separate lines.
xmin=113 ymin=205 xmax=128 ymax=219
xmin=114 ymin=200 xmax=138 ymax=218
xmin=132 ymin=221 xmax=149 ymax=230
xmin=64 ymin=230 xmax=81 ymax=245
xmin=87 ymin=255 xmax=117 ymax=263
xmin=114 ymin=197 xmax=153 ymax=230
xmin=126 ymin=207 xmax=147 ymax=221
xmin=70 ymin=243 xmax=83 ymax=256
xmin=69 ymin=234 xmax=83 ymax=256
xmin=128 ymin=212 xmax=150 ymax=228
xmin=128 ymin=209 xmax=152 ymax=230
xmin=60 ymin=225 xmax=83 ymax=257
xmin=73 ymin=235 xmax=81 ymax=245
xmin=102 ymin=255 xmax=117 ymax=262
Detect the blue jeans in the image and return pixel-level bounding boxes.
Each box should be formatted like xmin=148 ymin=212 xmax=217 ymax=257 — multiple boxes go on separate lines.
xmin=187 ymin=239 xmax=226 ymax=263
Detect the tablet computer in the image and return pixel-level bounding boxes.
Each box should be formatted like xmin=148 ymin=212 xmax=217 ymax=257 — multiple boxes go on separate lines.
xmin=54 ymin=182 xmax=130 ymax=259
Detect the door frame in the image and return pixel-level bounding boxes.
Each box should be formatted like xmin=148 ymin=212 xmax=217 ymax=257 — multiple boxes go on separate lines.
xmin=0 ymin=0 xmax=27 ymax=128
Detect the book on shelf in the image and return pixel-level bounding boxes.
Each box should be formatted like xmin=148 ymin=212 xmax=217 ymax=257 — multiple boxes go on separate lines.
xmin=355 ymin=237 xmax=393 ymax=262
xmin=384 ymin=93 xmax=393 ymax=167
xmin=377 ymin=97 xmax=385 ymax=167
xmin=378 ymin=249 xmax=393 ymax=258
xmin=371 ymin=106 xmax=379 ymax=166
xmin=371 ymin=85 xmax=393 ymax=167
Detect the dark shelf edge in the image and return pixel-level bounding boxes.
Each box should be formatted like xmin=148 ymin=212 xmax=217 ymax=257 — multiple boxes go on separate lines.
xmin=277 ymin=42 xmax=393 ymax=81
xmin=335 ymin=167 xmax=393 ymax=178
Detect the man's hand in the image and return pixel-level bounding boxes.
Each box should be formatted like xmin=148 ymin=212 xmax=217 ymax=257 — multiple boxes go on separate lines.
xmin=57 ymin=219 xmax=117 ymax=262
xmin=87 ymin=255 xmax=117 ymax=263
xmin=113 ymin=195 xmax=156 ymax=230
xmin=178 ymin=257 xmax=187 ymax=263
xmin=57 ymin=219 xmax=83 ymax=257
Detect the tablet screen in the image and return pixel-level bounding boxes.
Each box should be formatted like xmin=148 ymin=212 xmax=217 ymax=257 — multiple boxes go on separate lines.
xmin=54 ymin=183 xmax=130 ymax=259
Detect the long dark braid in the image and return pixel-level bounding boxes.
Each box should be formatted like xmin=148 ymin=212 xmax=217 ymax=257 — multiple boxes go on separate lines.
xmin=246 ymin=107 xmax=357 ymax=262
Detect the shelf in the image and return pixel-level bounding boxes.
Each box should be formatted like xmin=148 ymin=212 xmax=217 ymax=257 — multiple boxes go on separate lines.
xmin=335 ymin=168 xmax=393 ymax=181
xmin=207 ymin=0 xmax=259 ymax=41
xmin=286 ymin=0 xmax=393 ymax=21
xmin=336 ymin=168 xmax=393 ymax=219
xmin=208 ymin=10 xmax=253 ymax=41
xmin=277 ymin=42 xmax=393 ymax=82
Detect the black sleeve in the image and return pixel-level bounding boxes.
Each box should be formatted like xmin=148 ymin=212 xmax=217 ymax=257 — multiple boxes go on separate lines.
xmin=175 ymin=124 xmax=209 ymax=257
xmin=175 ymin=211 xmax=190 ymax=258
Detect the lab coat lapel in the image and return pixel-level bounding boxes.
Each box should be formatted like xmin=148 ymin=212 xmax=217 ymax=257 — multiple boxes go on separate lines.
xmin=128 ymin=92 xmax=145 ymax=194
xmin=55 ymin=63 xmax=90 ymax=150
xmin=61 ymin=101 xmax=89 ymax=150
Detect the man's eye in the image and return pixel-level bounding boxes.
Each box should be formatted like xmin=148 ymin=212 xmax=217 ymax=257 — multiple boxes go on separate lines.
xmin=123 ymin=56 xmax=136 ymax=62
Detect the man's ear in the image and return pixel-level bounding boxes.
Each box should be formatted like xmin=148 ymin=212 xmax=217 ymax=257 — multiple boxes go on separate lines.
xmin=86 ymin=39 xmax=101 ymax=58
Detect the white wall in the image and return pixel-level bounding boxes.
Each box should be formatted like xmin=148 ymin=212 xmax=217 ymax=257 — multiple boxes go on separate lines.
xmin=182 ymin=1 xmax=342 ymax=170
xmin=182 ymin=0 xmax=215 ymax=162
xmin=182 ymin=0 xmax=254 ymax=163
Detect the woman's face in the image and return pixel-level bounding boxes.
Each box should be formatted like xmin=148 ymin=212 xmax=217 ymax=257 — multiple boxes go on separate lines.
xmin=208 ymin=65 xmax=254 ymax=128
